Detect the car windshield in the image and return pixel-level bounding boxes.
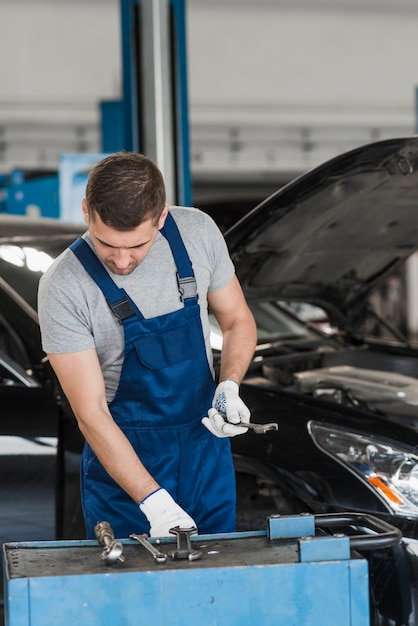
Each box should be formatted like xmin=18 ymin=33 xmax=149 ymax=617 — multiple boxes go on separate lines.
xmin=0 ymin=239 xmax=72 ymax=311
xmin=209 ymin=300 xmax=315 ymax=350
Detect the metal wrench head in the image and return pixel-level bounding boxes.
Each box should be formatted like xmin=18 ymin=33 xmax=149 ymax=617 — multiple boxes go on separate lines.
xmin=240 ymin=421 xmax=279 ymax=434
xmin=130 ymin=533 xmax=167 ymax=564
xmin=168 ymin=526 xmax=202 ymax=561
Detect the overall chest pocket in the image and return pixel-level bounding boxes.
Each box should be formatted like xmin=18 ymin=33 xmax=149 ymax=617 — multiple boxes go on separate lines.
xmin=134 ymin=321 xmax=201 ymax=370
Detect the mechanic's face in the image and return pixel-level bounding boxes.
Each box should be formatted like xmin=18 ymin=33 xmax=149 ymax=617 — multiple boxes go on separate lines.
xmin=82 ymin=200 xmax=168 ymax=275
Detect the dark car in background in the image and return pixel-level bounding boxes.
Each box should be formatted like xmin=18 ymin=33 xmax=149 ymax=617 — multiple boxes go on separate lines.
xmin=3 ymin=136 xmax=418 ymax=624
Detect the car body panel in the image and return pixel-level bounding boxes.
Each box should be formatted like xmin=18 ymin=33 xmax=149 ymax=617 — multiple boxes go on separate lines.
xmin=225 ymin=136 xmax=418 ymax=330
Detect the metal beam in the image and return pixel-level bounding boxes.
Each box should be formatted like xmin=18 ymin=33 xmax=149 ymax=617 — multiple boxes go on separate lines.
xmin=119 ymin=0 xmax=191 ymax=206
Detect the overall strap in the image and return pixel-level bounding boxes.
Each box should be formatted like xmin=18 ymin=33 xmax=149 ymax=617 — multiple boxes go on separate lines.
xmin=70 ymin=238 xmax=143 ymax=323
xmin=160 ymin=212 xmax=198 ymax=306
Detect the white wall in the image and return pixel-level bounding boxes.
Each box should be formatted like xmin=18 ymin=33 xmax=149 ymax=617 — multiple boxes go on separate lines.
xmin=0 ymin=0 xmax=417 ymax=173
xmin=0 ymin=0 xmax=120 ymax=103
xmin=187 ymin=0 xmax=418 ymax=175
xmin=187 ymin=0 xmax=418 ymax=108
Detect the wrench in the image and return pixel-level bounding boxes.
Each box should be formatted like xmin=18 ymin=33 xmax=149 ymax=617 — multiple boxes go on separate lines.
xmin=168 ymin=526 xmax=202 ymax=561
xmin=130 ymin=533 xmax=167 ymax=564
xmin=94 ymin=521 xmax=125 ymax=564
xmin=240 ymin=421 xmax=279 ymax=434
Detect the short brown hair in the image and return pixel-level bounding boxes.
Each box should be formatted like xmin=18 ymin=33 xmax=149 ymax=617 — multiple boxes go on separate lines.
xmin=85 ymin=152 xmax=166 ymax=230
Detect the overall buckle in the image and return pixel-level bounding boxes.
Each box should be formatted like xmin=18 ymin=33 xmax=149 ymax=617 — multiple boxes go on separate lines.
xmin=108 ymin=298 xmax=135 ymax=323
xmin=176 ymin=273 xmax=198 ymax=302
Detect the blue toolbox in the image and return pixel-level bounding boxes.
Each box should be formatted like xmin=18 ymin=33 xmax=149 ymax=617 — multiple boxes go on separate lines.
xmin=2 ymin=513 xmax=401 ymax=626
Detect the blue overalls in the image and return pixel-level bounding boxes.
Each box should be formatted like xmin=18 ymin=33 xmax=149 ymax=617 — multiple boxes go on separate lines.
xmin=70 ymin=212 xmax=236 ymax=539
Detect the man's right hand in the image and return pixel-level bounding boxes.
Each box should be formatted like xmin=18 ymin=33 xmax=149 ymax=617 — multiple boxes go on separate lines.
xmin=139 ymin=488 xmax=197 ymax=537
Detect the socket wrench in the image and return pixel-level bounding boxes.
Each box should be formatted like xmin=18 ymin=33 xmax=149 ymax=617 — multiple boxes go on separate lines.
xmin=94 ymin=521 xmax=125 ymax=565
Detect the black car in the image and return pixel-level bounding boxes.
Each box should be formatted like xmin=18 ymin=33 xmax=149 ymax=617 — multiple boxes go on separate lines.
xmin=2 ymin=136 xmax=418 ymax=625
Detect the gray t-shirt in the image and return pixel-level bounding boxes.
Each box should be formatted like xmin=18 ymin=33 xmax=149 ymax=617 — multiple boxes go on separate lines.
xmin=38 ymin=206 xmax=235 ymax=402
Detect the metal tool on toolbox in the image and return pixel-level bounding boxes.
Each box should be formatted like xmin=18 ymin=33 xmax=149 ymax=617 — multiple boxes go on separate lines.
xmin=130 ymin=533 xmax=167 ymax=564
xmin=130 ymin=527 xmax=202 ymax=563
xmin=168 ymin=526 xmax=202 ymax=561
xmin=240 ymin=420 xmax=279 ymax=434
xmin=94 ymin=521 xmax=125 ymax=564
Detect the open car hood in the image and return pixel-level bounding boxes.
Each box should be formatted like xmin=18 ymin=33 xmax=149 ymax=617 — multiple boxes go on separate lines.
xmin=225 ymin=136 xmax=418 ymax=330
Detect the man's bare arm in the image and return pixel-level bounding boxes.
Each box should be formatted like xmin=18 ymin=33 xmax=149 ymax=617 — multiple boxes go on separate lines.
xmin=48 ymin=349 xmax=159 ymax=504
xmin=207 ymin=274 xmax=257 ymax=384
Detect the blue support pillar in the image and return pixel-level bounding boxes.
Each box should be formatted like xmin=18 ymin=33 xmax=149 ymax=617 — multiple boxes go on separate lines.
xmin=170 ymin=0 xmax=192 ymax=207
xmin=103 ymin=0 xmax=191 ymax=206
xmin=119 ymin=0 xmax=139 ymax=153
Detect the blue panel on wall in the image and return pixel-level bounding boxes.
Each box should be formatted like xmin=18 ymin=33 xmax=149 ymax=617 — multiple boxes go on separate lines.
xmin=0 ymin=170 xmax=59 ymax=218
xmin=58 ymin=153 xmax=110 ymax=224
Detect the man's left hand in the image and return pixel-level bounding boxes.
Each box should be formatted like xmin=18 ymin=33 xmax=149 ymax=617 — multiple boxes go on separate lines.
xmin=212 ymin=380 xmax=251 ymax=424
xmin=202 ymin=408 xmax=249 ymax=438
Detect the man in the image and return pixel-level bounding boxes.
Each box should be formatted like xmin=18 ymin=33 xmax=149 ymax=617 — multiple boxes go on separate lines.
xmin=38 ymin=152 xmax=257 ymax=539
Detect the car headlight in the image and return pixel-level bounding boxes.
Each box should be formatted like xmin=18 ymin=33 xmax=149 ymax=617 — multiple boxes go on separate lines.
xmin=309 ymin=421 xmax=418 ymax=517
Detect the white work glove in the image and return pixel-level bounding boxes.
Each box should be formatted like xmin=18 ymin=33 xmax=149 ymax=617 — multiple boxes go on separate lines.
xmin=139 ymin=488 xmax=197 ymax=537
xmin=213 ymin=379 xmax=251 ymax=424
xmin=202 ymin=408 xmax=249 ymax=438
xmin=201 ymin=380 xmax=251 ymax=438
